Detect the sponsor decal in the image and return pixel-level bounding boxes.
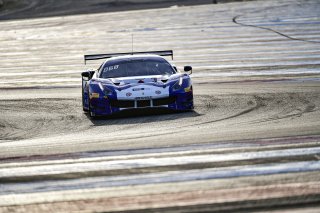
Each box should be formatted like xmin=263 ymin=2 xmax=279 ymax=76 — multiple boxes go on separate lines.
xmin=135 ymin=96 xmax=152 ymax=100
xmin=184 ymin=86 xmax=192 ymax=92
xmin=90 ymin=93 xmax=99 ymax=99
xmin=132 ymin=88 xmax=151 ymax=91
xmin=155 ymin=90 xmax=161 ymax=94
xmin=133 ymin=88 xmax=144 ymax=91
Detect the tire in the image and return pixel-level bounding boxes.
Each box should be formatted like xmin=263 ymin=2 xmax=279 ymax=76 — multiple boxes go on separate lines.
xmin=88 ymin=102 xmax=96 ymax=119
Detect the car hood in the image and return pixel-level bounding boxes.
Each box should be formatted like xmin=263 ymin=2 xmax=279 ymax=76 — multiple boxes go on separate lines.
xmin=98 ymin=74 xmax=182 ymax=86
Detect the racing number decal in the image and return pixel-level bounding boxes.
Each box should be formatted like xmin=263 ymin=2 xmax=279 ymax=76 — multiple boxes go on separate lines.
xmin=104 ymin=65 xmax=119 ymax=72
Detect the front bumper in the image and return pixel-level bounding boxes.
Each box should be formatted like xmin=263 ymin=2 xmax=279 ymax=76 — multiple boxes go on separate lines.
xmin=89 ymin=92 xmax=193 ymax=116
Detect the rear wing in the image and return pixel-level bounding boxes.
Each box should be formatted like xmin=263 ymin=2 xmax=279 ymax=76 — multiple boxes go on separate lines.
xmin=84 ymin=50 xmax=173 ymax=64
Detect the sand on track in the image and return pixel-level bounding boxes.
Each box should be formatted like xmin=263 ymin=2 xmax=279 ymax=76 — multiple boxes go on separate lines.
xmin=0 ymin=81 xmax=319 ymax=158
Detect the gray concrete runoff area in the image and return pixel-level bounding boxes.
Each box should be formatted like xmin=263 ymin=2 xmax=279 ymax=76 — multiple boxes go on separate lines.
xmin=0 ymin=0 xmax=320 ymax=212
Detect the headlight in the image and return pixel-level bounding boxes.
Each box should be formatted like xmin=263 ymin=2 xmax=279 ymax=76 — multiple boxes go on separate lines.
xmin=99 ymin=82 xmax=113 ymax=96
xmin=173 ymin=81 xmax=181 ymax=91
xmin=172 ymin=77 xmax=183 ymax=91
xmin=104 ymin=87 xmax=113 ymax=96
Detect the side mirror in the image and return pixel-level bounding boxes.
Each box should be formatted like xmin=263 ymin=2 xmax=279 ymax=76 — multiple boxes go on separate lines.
xmin=82 ymin=70 xmax=95 ymax=80
xmin=81 ymin=71 xmax=90 ymax=78
xmin=184 ymin=66 xmax=192 ymax=74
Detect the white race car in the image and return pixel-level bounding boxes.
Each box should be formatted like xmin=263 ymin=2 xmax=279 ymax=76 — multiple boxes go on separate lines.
xmin=81 ymin=50 xmax=193 ymax=117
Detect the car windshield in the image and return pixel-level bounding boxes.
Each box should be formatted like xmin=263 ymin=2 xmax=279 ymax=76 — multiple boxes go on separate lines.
xmin=100 ymin=58 xmax=175 ymax=78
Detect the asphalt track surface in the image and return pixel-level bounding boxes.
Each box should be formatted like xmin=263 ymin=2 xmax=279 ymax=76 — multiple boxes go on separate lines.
xmin=0 ymin=0 xmax=320 ymax=212
xmin=0 ymin=0 xmax=214 ymax=20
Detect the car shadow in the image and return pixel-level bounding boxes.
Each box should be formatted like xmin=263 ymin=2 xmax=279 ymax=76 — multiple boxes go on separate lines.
xmin=85 ymin=108 xmax=201 ymax=126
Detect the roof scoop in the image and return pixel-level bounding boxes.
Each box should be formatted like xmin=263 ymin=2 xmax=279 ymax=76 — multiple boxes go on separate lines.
xmin=110 ymin=78 xmax=121 ymax=86
xmin=161 ymin=75 xmax=170 ymax=83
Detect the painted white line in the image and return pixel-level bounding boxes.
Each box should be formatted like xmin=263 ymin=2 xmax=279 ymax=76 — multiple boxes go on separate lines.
xmin=2 ymin=140 xmax=319 ymax=169
xmin=1 ymin=161 xmax=320 ymax=195
xmin=0 ymin=181 xmax=319 ymax=208
xmin=0 ymin=147 xmax=320 ymax=179
xmin=192 ymin=70 xmax=320 ymax=78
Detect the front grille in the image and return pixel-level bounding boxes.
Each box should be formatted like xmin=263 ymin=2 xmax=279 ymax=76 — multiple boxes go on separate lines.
xmin=109 ymin=100 xmax=134 ymax=108
xmin=109 ymin=96 xmax=176 ymax=108
xmin=137 ymin=100 xmax=150 ymax=107
xmin=153 ymin=96 xmax=176 ymax=106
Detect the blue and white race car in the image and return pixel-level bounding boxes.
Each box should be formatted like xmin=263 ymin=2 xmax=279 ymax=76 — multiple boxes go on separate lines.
xmin=81 ymin=50 xmax=193 ymax=118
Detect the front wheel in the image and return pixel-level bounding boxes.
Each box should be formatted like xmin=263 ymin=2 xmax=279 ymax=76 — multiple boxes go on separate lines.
xmin=88 ymin=103 xmax=96 ymax=119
